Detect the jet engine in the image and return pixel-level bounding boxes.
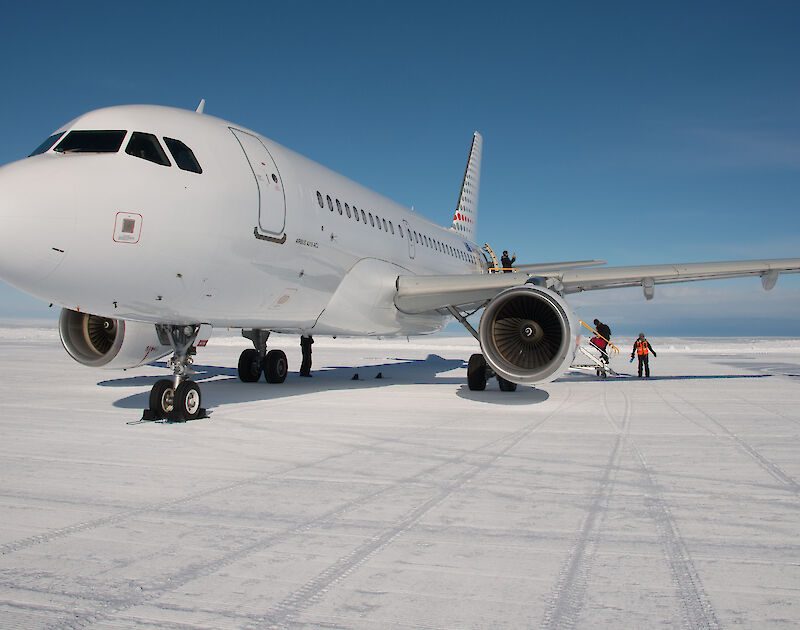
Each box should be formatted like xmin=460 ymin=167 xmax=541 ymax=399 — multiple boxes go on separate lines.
xmin=58 ymin=308 xmax=172 ymax=369
xmin=478 ymin=284 xmax=576 ymax=384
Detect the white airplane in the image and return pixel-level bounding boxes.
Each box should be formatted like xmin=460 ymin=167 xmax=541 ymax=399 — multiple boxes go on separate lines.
xmin=1 ymin=103 xmax=798 ymax=420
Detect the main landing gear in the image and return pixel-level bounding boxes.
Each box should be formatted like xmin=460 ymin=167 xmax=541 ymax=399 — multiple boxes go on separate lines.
xmin=238 ymin=329 xmax=288 ymax=384
xmin=146 ymin=324 xmax=207 ymax=422
xmin=445 ymin=305 xmax=519 ymax=393
xmin=467 ymin=353 xmax=517 ymax=392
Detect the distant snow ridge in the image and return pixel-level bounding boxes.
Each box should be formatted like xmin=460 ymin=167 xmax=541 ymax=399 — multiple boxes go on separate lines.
xmin=650 ymin=337 xmax=800 ymax=354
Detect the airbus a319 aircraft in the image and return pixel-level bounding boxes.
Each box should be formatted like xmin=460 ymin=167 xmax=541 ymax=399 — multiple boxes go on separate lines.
xmin=1 ymin=102 xmax=798 ymax=420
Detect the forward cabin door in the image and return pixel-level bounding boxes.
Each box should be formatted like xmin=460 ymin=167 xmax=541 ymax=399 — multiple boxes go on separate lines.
xmin=230 ymin=128 xmax=286 ymax=242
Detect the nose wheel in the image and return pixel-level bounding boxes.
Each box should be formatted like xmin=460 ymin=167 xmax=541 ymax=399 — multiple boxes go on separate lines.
xmin=143 ymin=324 xmax=207 ymax=422
xmin=174 ymin=381 xmax=203 ymax=420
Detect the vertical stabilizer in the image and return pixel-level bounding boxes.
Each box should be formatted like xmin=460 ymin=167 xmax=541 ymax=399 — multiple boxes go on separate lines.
xmin=451 ymin=132 xmax=482 ymax=240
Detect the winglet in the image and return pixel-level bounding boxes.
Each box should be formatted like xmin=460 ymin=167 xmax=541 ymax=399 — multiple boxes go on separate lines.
xmin=452 ymin=132 xmax=482 ymax=240
xmin=195 ymin=99 xmax=206 ymax=114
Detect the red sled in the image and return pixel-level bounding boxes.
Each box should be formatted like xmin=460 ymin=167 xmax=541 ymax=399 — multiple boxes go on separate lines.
xmin=590 ymin=336 xmax=607 ymax=350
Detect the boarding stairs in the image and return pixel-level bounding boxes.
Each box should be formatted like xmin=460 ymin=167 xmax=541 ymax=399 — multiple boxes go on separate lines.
xmin=483 ymin=243 xmax=518 ymax=273
xmin=571 ymin=320 xmax=621 ymax=379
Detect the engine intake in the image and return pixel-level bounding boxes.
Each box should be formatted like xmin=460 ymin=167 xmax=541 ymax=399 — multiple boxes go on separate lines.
xmin=479 ymin=285 xmax=575 ymax=384
xmin=59 ymin=309 xmax=172 ymax=369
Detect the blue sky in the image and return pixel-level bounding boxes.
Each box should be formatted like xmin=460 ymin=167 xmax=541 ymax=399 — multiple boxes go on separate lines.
xmin=0 ymin=2 xmax=798 ymax=334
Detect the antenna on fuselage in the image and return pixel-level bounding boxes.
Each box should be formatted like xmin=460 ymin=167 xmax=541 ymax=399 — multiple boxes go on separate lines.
xmin=195 ymin=99 xmax=206 ymax=114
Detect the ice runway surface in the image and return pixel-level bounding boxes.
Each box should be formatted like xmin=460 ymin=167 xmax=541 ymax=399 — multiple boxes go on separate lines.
xmin=0 ymin=328 xmax=799 ymax=629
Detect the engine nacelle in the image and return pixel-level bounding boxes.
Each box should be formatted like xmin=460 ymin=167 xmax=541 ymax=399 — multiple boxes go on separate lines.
xmin=479 ymin=285 xmax=576 ymax=385
xmin=58 ymin=309 xmax=172 ymax=369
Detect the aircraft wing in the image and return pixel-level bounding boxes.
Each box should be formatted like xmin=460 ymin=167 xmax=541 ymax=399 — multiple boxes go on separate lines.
xmin=395 ymin=258 xmax=800 ymax=314
xmin=511 ymin=259 xmax=606 ymax=273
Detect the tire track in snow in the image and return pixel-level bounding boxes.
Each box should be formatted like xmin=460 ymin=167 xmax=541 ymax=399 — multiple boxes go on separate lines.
xmin=248 ymin=387 xmax=579 ymax=629
xmin=50 ymin=387 xmax=582 ymax=629
xmin=540 ymin=386 xmax=628 ymax=630
xmin=0 ymin=407 xmax=476 ymax=558
xmin=622 ymin=386 xmax=721 ymax=630
xmin=655 ymin=387 xmax=799 ymax=494
xmin=673 ymin=389 xmax=800 ymax=493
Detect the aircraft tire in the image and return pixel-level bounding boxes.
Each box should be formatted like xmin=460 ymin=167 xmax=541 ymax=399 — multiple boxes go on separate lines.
xmin=149 ymin=379 xmax=175 ymax=419
xmin=264 ymin=349 xmax=288 ymax=384
xmin=238 ymin=349 xmax=262 ymax=383
xmin=175 ymin=381 xmax=202 ymax=421
xmin=498 ymin=377 xmax=517 ymax=392
xmin=467 ymin=353 xmax=487 ymax=391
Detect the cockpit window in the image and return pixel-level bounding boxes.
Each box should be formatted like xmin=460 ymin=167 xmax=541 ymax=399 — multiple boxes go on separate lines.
xmin=125 ymin=132 xmax=171 ymax=166
xmin=163 ymin=137 xmax=203 ymax=174
xmin=29 ymin=132 xmax=65 ymax=157
xmin=54 ymin=130 xmax=127 ymax=153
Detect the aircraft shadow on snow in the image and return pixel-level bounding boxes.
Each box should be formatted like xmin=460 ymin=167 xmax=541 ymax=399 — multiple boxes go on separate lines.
xmin=100 ymin=354 xmax=551 ymax=413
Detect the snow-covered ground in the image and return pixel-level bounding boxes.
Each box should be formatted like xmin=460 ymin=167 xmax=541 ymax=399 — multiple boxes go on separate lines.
xmin=0 ymin=327 xmax=799 ymax=628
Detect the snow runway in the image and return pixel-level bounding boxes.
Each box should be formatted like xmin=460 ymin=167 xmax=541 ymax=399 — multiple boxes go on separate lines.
xmin=0 ymin=328 xmax=799 ymax=628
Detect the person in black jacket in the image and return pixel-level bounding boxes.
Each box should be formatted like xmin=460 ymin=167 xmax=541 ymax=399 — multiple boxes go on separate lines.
xmin=300 ymin=335 xmax=314 ymax=377
xmin=592 ymin=318 xmax=612 ymax=364
xmin=631 ymin=333 xmax=657 ymax=377
xmin=500 ymin=250 xmax=516 ymax=272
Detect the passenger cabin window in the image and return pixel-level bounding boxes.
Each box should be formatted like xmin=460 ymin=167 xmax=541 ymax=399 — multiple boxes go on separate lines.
xmin=382 ymin=218 xmax=388 ymax=232
xmin=164 ymin=137 xmax=202 ymax=173
xmin=345 ymin=203 xmax=351 ymax=218
xmin=54 ymin=130 xmax=127 ymax=154
xmin=368 ymin=213 xmax=374 ymax=227
xmin=126 ymin=132 xmax=171 ymax=167
xmin=354 ymin=206 xmax=360 ymax=221
xmin=29 ymin=132 xmax=65 ymax=156
xmin=389 ymin=221 xmax=394 ymax=235
xmin=327 ymin=195 xmax=333 ymax=211
xmin=361 ymin=209 xmax=367 ymax=223
xmin=317 ymin=191 xmax=324 ymax=208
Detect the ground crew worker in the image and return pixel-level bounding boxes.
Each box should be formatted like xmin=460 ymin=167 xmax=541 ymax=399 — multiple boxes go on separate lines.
xmin=593 ymin=318 xmax=611 ymax=364
xmin=300 ymin=335 xmax=314 ymax=377
xmin=500 ymin=250 xmax=516 ymax=272
xmin=631 ymin=333 xmax=657 ymax=378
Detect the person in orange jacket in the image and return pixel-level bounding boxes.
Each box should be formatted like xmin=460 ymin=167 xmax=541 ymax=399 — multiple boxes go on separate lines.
xmin=631 ymin=333 xmax=657 ymax=378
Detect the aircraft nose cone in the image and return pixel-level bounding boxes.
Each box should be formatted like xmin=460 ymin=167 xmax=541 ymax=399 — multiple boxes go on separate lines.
xmin=0 ymin=161 xmax=75 ymax=292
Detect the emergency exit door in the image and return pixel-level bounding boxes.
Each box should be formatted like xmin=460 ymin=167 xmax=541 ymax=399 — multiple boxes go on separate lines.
xmin=230 ymin=128 xmax=286 ymax=239
xmin=402 ymin=220 xmax=415 ymax=259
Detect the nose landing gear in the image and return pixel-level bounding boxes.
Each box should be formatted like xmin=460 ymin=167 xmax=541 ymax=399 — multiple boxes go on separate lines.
xmin=144 ymin=324 xmax=207 ymax=422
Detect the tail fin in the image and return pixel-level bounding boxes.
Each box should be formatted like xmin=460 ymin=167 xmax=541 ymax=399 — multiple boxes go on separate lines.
xmin=451 ymin=131 xmax=482 ymax=240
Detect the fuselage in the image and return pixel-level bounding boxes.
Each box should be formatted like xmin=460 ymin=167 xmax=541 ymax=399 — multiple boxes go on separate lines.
xmin=0 ymin=105 xmax=486 ymax=336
